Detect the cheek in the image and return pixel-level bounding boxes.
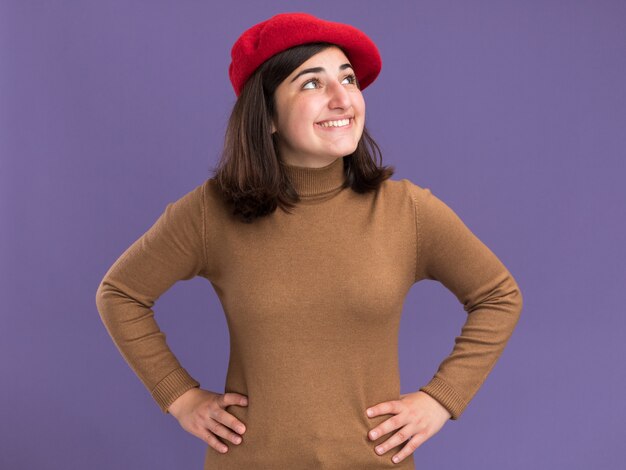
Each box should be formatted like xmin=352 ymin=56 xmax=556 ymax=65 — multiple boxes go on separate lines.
xmin=281 ymin=114 xmax=312 ymax=145
xmin=354 ymin=93 xmax=366 ymax=115
xmin=289 ymin=103 xmax=319 ymax=132
xmin=301 ymin=100 xmax=321 ymax=121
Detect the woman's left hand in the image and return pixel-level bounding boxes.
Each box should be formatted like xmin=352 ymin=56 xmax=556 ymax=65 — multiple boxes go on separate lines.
xmin=365 ymin=390 xmax=452 ymax=464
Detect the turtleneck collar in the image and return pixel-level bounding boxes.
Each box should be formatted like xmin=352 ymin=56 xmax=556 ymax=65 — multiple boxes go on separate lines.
xmin=281 ymin=156 xmax=347 ymax=199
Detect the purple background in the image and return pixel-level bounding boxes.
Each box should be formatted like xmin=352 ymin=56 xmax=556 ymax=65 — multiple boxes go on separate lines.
xmin=1 ymin=1 xmax=624 ymax=469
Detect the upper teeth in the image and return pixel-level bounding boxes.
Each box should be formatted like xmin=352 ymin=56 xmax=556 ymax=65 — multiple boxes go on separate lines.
xmin=318 ymin=118 xmax=351 ymax=127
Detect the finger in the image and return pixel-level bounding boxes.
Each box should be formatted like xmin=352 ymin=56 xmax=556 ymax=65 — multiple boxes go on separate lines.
xmin=222 ymin=392 xmax=249 ymax=407
xmin=368 ymin=413 xmax=403 ymax=441
xmin=366 ymin=399 xmax=402 ymax=418
xmin=200 ymin=428 xmax=229 ymax=454
xmin=390 ymin=432 xmax=428 ymax=464
xmin=372 ymin=423 xmax=414 ymax=456
xmin=206 ymin=417 xmax=244 ymax=446
xmin=213 ymin=407 xmax=247 ymax=435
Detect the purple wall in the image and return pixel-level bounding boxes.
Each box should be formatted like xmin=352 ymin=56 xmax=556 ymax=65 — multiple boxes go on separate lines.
xmin=1 ymin=1 xmax=624 ymax=469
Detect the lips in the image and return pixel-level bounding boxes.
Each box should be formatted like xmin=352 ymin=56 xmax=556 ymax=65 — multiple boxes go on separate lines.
xmin=316 ymin=115 xmax=353 ymax=125
xmin=315 ymin=118 xmax=354 ymax=130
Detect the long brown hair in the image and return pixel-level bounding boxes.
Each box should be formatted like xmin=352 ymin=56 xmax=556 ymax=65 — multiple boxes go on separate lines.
xmin=213 ymin=42 xmax=394 ymax=223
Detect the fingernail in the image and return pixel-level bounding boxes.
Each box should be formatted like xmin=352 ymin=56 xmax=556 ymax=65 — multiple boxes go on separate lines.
xmin=237 ymin=426 xmax=246 ymax=434
xmin=367 ymin=409 xmax=373 ymax=417
xmin=370 ymin=430 xmax=378 ymax=439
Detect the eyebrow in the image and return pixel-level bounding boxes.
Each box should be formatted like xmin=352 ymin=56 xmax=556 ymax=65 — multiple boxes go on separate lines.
xmin=290 ymin=63 xmax=354 ymax=83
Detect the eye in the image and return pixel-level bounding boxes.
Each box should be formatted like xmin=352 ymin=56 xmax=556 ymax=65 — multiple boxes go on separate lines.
xmin=343 ymin=73 xmax=358 ymax=87
xmin=301 ymin=73 xmax=359 ymax=90
xmin=302 ymin=78 xmax=320 ymax=90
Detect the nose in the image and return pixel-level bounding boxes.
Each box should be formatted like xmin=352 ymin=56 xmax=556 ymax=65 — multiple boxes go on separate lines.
xmin=326 ymin=79 xmax=351 ymax=109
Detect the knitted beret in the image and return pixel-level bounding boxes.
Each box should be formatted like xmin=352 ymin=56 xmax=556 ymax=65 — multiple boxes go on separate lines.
xmin=228 ymin=12 xmax=382 ymax=97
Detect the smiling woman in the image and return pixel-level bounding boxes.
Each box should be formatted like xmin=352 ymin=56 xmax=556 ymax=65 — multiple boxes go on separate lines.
xmin=95 ymin=11 xmax=523 ymax=470
xmin=213 ymin=36 xmax=393 ymax=223
xmin=270 ymin=46 xmax=365 ymax=168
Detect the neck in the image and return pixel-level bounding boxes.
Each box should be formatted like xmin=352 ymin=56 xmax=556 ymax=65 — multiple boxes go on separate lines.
xmin=281 ymin=156 xmax=347 ymax=199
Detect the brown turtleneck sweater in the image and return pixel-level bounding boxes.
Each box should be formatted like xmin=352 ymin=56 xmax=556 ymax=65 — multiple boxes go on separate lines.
xmin=95 ymin=156 xmax=523 ymax=469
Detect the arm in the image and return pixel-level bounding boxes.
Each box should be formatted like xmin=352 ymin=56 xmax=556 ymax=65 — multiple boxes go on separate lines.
xmin=409 ymin=183 xmax=524 ymax=420
xmin=95 ymin=181 xmax=209 ymax=414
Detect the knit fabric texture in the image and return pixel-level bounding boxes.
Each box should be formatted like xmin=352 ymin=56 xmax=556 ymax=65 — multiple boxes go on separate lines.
xmin=95 ymin=156 xmax=523 ymax=469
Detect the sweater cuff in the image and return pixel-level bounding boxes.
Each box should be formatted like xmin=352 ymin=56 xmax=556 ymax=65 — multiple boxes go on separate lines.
xmin=419 ymin=376 xmax=467 ymax=420
xmin=151 ymin=367 xmax=201 ymax=414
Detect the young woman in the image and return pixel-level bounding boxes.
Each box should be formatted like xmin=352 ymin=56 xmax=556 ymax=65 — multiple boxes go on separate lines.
xmin=96 ymin=12 xmax=523 ymax=469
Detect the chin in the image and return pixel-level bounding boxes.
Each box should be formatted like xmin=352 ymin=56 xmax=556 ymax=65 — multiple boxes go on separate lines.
xmin=341 ymin=140 xmax=359 ymax=155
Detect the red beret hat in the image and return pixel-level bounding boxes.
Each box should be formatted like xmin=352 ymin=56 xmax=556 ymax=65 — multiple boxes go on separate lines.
xmin=229 ymin=12 xmax=382 ymax=97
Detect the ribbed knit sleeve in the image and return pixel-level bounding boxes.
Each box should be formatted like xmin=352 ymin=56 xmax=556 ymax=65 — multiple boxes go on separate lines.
xmin=408 ymin=183 xmax=523 ymax=420
xmin=95 ymin=181 xmax=209 ymax=414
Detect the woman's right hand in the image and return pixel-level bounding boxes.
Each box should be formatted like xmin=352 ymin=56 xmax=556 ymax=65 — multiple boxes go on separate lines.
xmin=167 ymin=387 xmax=248 ymax=454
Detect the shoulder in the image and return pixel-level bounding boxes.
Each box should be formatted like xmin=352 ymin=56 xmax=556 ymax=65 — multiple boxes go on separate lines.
xmin=378 ymin=176 xmax=433 ymax=205
xmin=177 ymin=178 xmax=223 ymax=209
xmin=164 ymin=178 xmax=224 ymax=222
xmin=198 ymin=177 xmax=238 ymax=222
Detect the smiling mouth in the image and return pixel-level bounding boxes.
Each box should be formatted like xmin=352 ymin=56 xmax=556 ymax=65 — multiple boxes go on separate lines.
xmin=315 ymin=118 xmax=353 ymax=129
